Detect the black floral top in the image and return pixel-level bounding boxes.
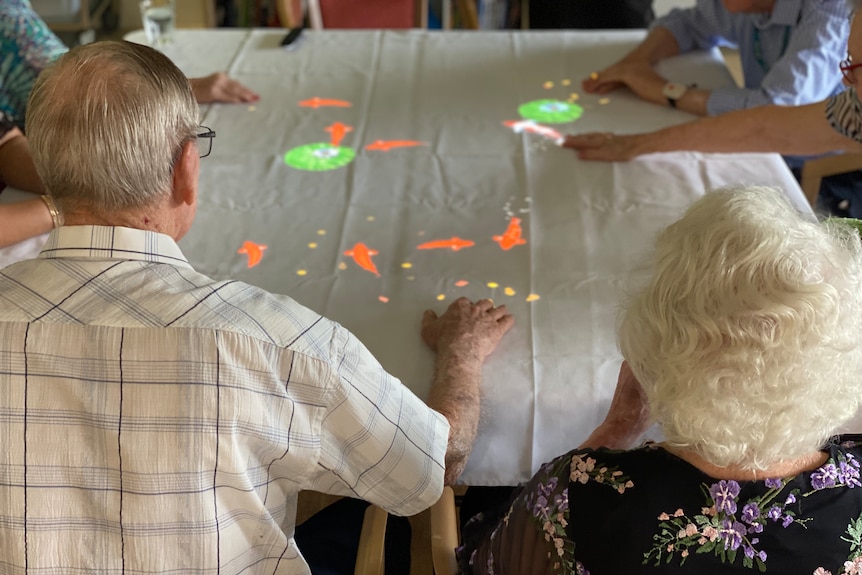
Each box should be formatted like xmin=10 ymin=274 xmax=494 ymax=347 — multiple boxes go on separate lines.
xmin=459 ymin=435 xmax=862 ymax=575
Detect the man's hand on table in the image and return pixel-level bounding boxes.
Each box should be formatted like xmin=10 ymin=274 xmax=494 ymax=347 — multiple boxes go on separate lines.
xmin=190 ymin=72 xmax=260 ymax=104
xmin=580 ymin=361 xmax=651 ymax=450
xmin=422 ymin=297 xmax=514 ymax=484
xmin=583 ymin=60 xmax=668 ymax=106
xmin=421 ymin=297 xmax=514 ymax=361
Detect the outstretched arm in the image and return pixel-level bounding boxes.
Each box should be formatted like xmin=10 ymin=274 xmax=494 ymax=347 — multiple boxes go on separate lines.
xmin=563 ymin=99 xmax=862 ymax=162
xmin=0 ymin=128 xmax=44 ymax=194
xmin=189 ymin=72 xmax=260 ymax=104
xmin=422 ymin=297 xmax=514 ymax=484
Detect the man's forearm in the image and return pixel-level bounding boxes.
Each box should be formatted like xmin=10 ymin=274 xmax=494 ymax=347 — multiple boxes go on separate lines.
xmin=426 ymin=349 xmax=483 ymax=485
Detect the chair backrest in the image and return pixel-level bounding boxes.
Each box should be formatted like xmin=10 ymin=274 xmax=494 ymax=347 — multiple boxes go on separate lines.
xmin=306 ymin=0 xmax=426 ymax=29
xmin=799 ymin=153 xmax=862 ymax=209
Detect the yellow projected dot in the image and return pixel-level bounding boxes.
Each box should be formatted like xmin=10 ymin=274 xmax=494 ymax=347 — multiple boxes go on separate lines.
xmin=378 ymin=296 xmax=389 ymax=303
xmin=297 ymin=269 xmax=307 ymax=276
xmin=401 ymin=262 xmax=413 ymax=269
xmin=561 ymin=79 xmax=571 ymax=86
xmin=367 ymin=216 xmax=375 ymax=222
xmin=504 ymin=287 xmax=516 ymax=296
xmin=487 ymin=282 xmax=499 ymax=289
xmin=317 ymin=229 xmax=326 ymax=236
xmin=570 ymin=93 xmax=580 ymax=100
xmin=590 ymin=72 xmax=598 ymax=80
xmin=543 ymin=81 xmax=554 ymax=89
xmin=248 ymin=105 xmax=256 ymax=112
xmin=308 ymin=242 xmax=318 ymax=249
xmin=436 ymin=294 xmax=446 ymax=301
xmin=338 ymin=262 xmax=347 ymax=270
xmin=599 ymin=97 xmax=610 ymax=105
xmin=406 ymin=275 xmax=415 ymax=281
xmin=526 ymin=293 xmax=541 ymax=302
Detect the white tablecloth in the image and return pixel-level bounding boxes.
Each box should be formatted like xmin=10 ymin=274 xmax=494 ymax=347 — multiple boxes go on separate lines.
xmin=11 ymin=29 xmax=812 ymax=485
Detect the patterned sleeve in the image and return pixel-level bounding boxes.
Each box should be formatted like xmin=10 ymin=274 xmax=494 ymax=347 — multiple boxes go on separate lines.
xmin=311 ymin=324 xmax=450 ymax=517
xmin=826 ymin=88 xmax=862 ymax=144
xmin=458 ymin=452 xmax=580 ymax=575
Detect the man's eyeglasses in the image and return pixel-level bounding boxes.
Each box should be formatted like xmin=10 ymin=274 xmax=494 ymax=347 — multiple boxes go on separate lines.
xmin=196 ymin=125 xmax=216 ymax=158
xmin=841 ymin=57 xmax=862 ymax=84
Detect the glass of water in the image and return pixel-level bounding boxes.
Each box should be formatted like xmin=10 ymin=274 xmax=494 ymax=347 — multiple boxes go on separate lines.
xmin=139 ymin=0 xmax=175 ymax=48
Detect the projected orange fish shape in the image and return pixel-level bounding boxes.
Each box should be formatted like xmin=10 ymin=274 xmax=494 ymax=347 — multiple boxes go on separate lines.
xmin=493 ymin=217 xmax=527 ymax=251
xmin=503 ymin=119 xmax=563 ymax=143
xmin=344 ymin=242 xmax=380 ymax=277
xmin=417 ymin=237 xmax=475 ymax=252
xmin=299 ymin=97 xmax=352 ymax=109
xmin=238 ymin=240 xmax=267 ymax=268
xmin=326 ymin=122 xmax=353 ymax=147
xmin=365 ymin=140 xmax=427 ymax=152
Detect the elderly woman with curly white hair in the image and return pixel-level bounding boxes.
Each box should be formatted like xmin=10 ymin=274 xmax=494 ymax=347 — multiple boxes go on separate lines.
xmin=458 ymin=185 xmax=862 ymax=575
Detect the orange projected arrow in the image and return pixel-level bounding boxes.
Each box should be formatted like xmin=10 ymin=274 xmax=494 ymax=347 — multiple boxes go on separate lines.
xmin=417 ymin=237 xmax=475 ymax=252
xmin=365 ymin=140 xmax=427 ymax=152
xmin=344 ymin=242 xmax=380 ymax=277
xmin=326 ymin=122 xmax=353 ymax=147
xmin=299 ymin=97 xmax=352 ymax=109
xmin=238 ymin=240 xmax=267 ymax=268
xmin=493 ymin=217 xmax=527 ymax=251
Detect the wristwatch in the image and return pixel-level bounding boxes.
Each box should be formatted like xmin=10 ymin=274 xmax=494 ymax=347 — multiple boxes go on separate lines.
xmin=662 ymin=82 xmax=689 ymax=108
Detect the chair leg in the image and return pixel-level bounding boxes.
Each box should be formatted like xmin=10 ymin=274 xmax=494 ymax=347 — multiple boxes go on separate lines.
xmin=430 ymin=487 xmax=459 ymax=575
xmin=354 ymin=505 xmax=389 ymax=575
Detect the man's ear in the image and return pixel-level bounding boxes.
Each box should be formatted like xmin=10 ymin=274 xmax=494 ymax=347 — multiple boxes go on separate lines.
xmin=171 ymin=140 xmax=198 ymax=207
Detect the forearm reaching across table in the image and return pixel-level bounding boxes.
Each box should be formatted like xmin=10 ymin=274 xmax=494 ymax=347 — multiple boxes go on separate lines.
xmin=422 ymin=298 xmax=514 ymax=485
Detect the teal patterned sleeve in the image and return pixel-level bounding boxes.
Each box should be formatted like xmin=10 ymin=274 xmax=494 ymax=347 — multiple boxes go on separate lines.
xmin=460 ymin=451 xmax=577 ymax=575
xmin=0 ymin=1 xmax=68 ymax=127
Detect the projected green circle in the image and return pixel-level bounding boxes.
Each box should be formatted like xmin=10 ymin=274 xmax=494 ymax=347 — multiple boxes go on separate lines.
xmin=518 ymin=99 xmax=583 ymax=124
xmin=284 ymin=143 xmax=356 ymax=171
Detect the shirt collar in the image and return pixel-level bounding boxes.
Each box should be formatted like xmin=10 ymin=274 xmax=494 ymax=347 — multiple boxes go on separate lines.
xmin=757 ymin=0 xmax=802 ymax=28
xmin=38 ymin=225 xmax=194 ymax=270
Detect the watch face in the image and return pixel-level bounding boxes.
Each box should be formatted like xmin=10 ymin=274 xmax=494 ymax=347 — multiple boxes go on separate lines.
xmin=663 ymin=82 xmax=688 ymax=100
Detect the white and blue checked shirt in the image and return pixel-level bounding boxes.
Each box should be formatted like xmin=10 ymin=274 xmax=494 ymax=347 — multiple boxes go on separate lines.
xmin=657 ymin=0 xmax=849 ymax=115
xmin=0 ymin=225 xmax=449 ymax=574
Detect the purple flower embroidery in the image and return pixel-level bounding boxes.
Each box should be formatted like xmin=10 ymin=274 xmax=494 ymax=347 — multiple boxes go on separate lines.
xmin=709 ymin=480 xmax=741 ymax=515
xmin=766 ymin=505 xmax=782 ymax=521
xmin=743 ymin=545 xmax=755 ymax=559
xmin=838 ymin=460 xmax=862 ymax=488
xmin=811 ymin=463 xmax=839 ymax=490
xmin=764 ymin=477 xmax=782 ymax=489
xmin=781 ymin=514 xmax=794 ymax=528
xmin=758 ymin=550 xmax=767 ymax=562
xmin=784 ymin=493 xmax=796 ymax=505
xmin=719 ymin=518 xmax=746 ymax=551
xmin=741 ymin=502 xmax=760 ymax=523
xmin=748 ymin=522 xmax=763 ymax=534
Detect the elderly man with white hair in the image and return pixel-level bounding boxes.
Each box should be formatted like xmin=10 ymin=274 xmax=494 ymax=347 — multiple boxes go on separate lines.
xmin=457 ymin=186 xmax=862 ymax=574
xmin=0 ymin=40 xmax=514 ymax=574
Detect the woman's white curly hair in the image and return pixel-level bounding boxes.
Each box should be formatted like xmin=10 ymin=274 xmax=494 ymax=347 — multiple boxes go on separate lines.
xmin=619 ymin=186 xmax=862 ymax=470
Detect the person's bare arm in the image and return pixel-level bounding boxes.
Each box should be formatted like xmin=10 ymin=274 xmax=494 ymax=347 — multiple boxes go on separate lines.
xmin=189 ymin=73 xmax=260 ymax=104
xmin=579 ymin=361 xmax=651 ymax=450
xmin=563 ymin=100 xmax=862 ymax=162
xmin=422 ymin=297 xmax=514 ymax=485
xmin=0 ymin=199 xmax=52 ymax=248
xmin=0 ymin=128 xmax=44 ymax=194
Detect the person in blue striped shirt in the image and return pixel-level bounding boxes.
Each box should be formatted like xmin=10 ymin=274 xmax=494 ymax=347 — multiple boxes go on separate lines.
xmin=583 ymin=0 xmax=849 ymax=117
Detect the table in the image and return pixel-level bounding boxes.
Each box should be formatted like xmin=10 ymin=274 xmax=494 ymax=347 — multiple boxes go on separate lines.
xmin=15 ymin=29 xmax=814 ymax=485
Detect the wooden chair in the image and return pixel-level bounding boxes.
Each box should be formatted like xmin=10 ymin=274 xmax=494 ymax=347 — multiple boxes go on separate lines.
xmin=430 ymin=486 xmax=460 ymax=575
xmin=799 ymin=153 xmax=862 ymax=209
xmin=296 ymin=491 xmax=390 ymax=575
